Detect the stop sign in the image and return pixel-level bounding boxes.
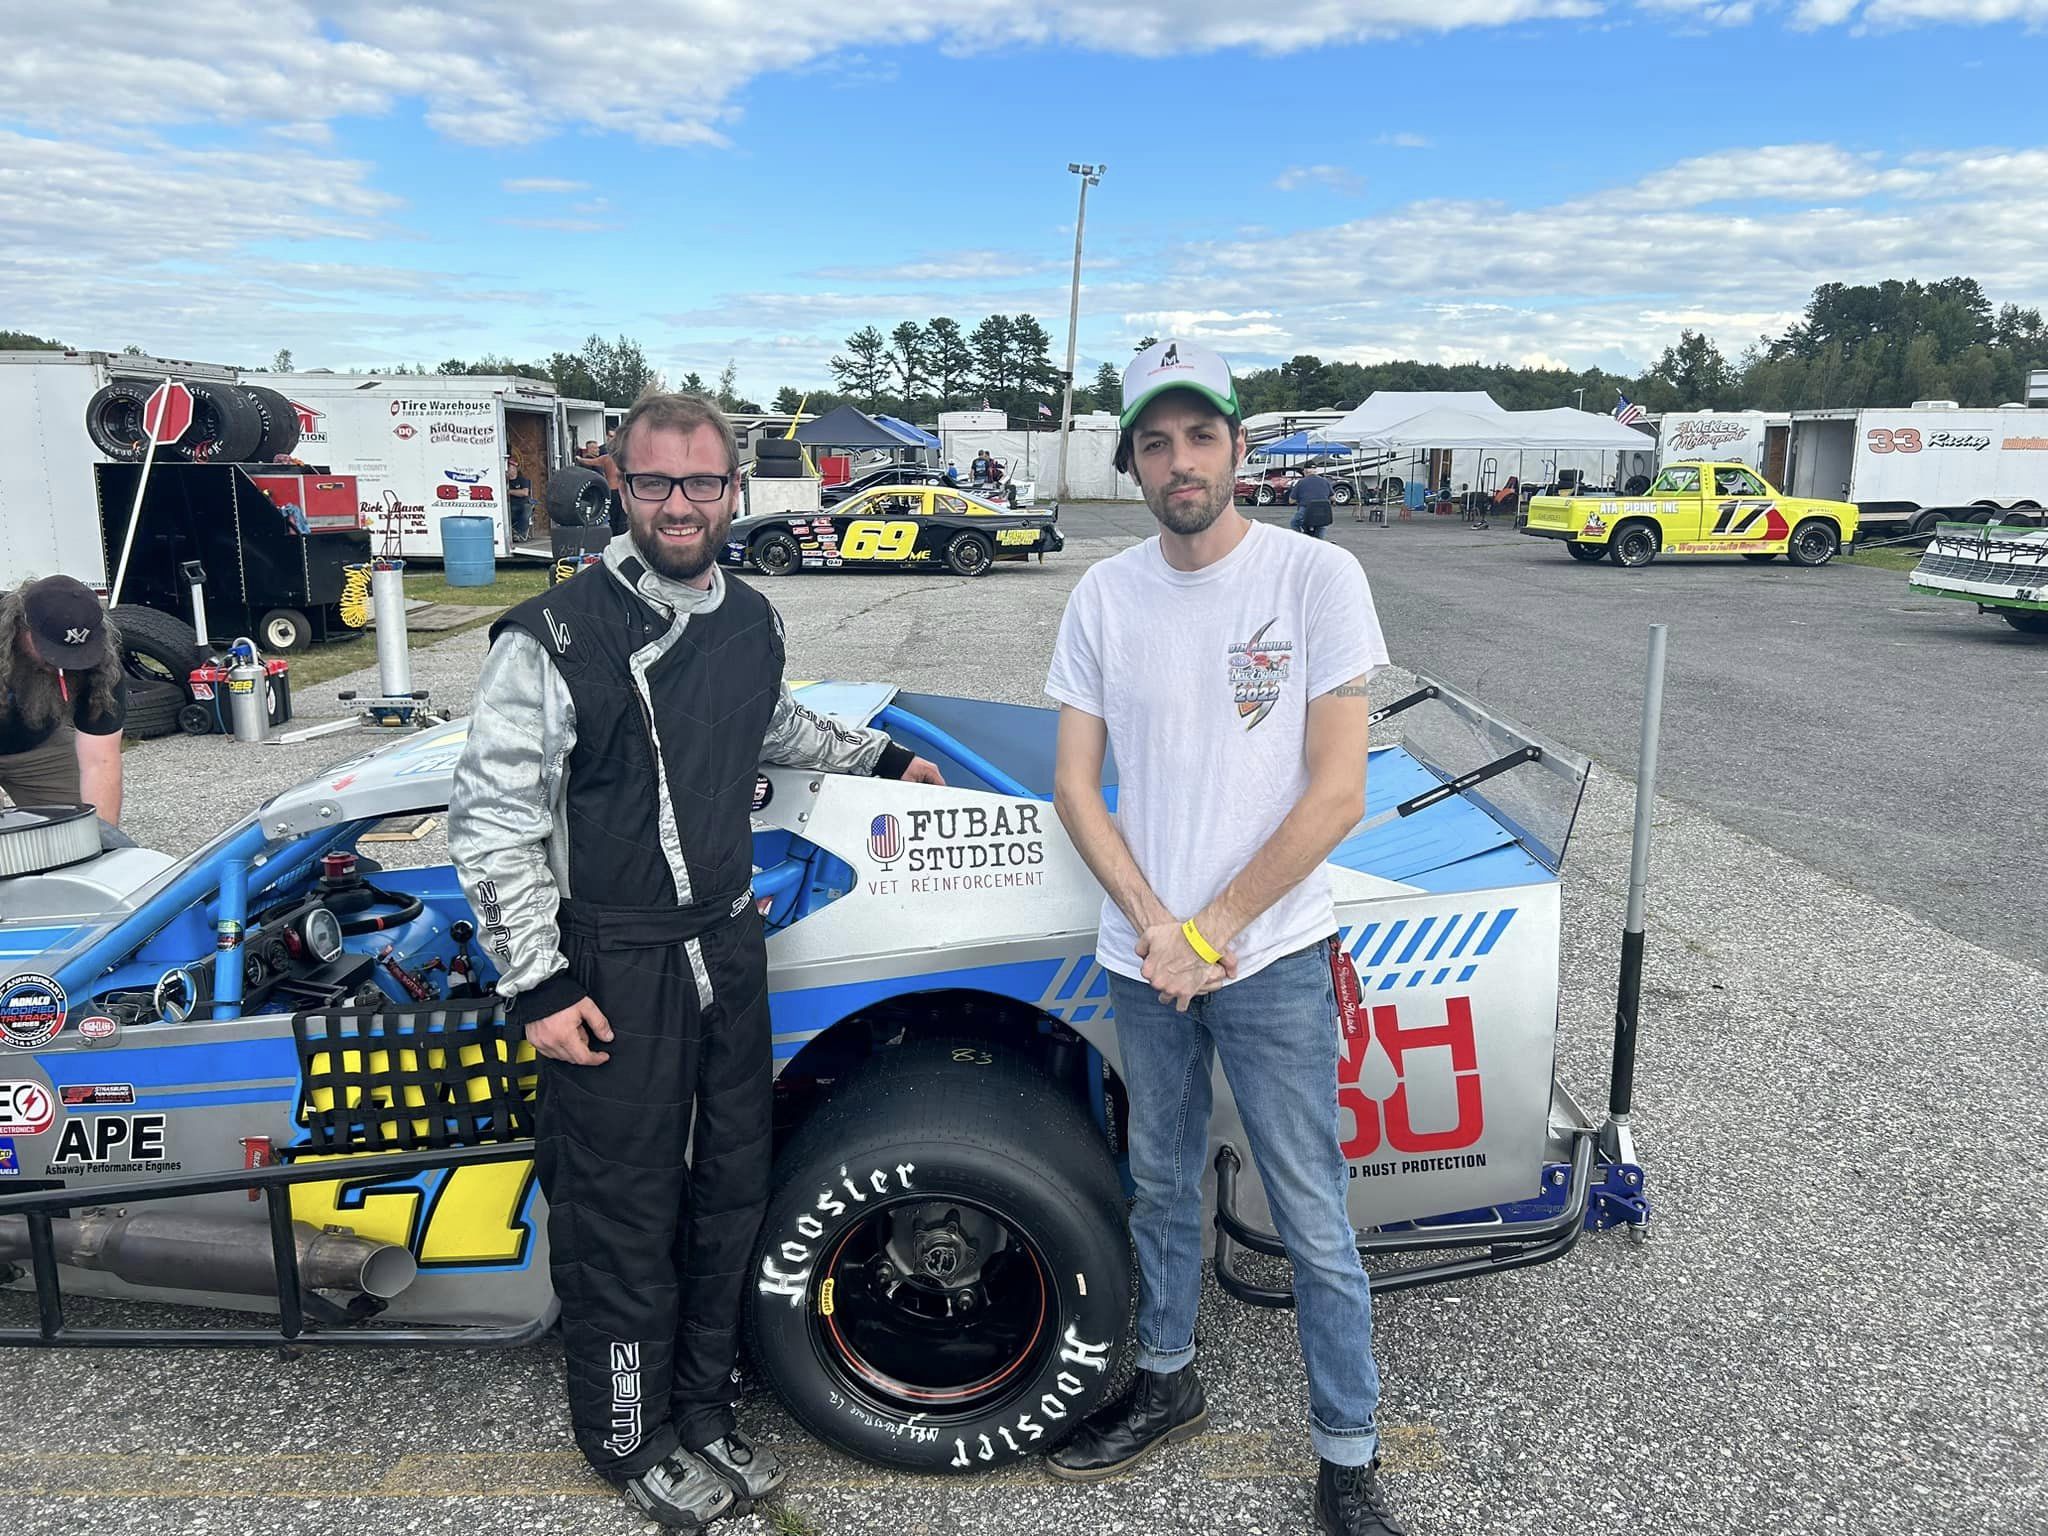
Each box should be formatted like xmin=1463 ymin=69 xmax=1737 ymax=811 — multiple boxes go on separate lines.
xmin=142 ymin=381 xmax=194 ymax=445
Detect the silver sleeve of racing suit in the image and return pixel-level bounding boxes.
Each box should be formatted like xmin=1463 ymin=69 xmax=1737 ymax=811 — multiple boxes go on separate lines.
xmin=759 ymin=679 xmax=890 ymax=774
xmin=448 ymin=629 xmax=578 ymax=1008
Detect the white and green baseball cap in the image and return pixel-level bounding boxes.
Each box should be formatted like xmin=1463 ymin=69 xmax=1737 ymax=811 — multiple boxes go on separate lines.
xmin=1120 ymin=338 xmax=1240 ymax=430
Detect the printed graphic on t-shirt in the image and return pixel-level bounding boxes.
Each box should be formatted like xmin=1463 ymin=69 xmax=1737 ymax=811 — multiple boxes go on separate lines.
xmin=1226 ymin=618 xmax=1294 ymax=730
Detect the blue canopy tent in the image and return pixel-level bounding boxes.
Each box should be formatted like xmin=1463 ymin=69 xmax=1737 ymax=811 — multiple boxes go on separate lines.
xmin=1252 ymin=431 xmax=1353 ymax=458
xmin=875 ymin=415 xmax=941 ymax=453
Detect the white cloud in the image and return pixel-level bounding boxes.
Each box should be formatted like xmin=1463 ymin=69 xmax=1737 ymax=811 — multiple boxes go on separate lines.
xmin=810 ymin=251 xmax=1064 ymax=282
xmin=1274 ymin=165 xmax=1365 ymax=194
xmin=1376 ymin=132 xmax=1431 ymax=149
xmin=504 ymin=177 xmax=589 ymax=194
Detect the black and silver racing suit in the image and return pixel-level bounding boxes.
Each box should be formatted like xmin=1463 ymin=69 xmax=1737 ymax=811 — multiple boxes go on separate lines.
xmin=449 ymin=536 xmax=913 ymax=1480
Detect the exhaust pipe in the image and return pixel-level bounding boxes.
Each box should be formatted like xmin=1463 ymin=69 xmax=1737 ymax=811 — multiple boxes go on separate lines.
xmin=0 ymin=1209 xmax=417 ymax=1301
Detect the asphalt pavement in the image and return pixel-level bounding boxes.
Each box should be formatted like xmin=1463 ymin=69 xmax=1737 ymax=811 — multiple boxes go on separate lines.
xmin=6 ymin=504 xmax=2042 ymax=1536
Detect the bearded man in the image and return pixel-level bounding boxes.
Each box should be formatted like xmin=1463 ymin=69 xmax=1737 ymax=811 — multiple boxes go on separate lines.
xmin=450 ymin=391 xmax=940 ymax=1529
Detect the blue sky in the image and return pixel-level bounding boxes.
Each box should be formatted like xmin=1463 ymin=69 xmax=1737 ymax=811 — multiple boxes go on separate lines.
xmin=3 ymin=1 xmax=2044 ymax=401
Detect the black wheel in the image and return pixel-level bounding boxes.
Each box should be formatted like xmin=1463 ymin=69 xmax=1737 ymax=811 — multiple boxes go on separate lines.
xmin=2003 ymin=610 xmax=2048 ymax=635
xmin=1911 ymin=510 xmax=1948 ymax=539
xmin=1255 ymin=485 xmax=1277 ymax=506
xmin=176 ymin=701 xmax=216 ymax=736
xmin=1565 ymin=542 xmax=1607 ymax=562
xmin=1607 ymin=521 xmax=1660 ymax=567
xmin=1785 ymin=518 xmax=1840 ymax=567
xmin=1965 ymin=510 xmax=1995 ymax=525
xmin=546 ymin=466 xmax=613 ymax=529
xmin=241 ymin=385 xmax=301 ymax=460
xmin=945 ymin=533 xmax=993 ymax=577
xmin=753 ymin=530 xmax=800 ymax=576
xmin=1624 ymin=474 xmax=1652 ymax=496
xmin=125 ymin=681 xmax=184 ymax=740
xmin=258 ymin=607 xmax=311 ymax=653
xmin=1331 ymin=483 xmax=1354 ymax=505
xmin=1994 ymin=511 xmax=2042 ymax=528
xmin=107 ymin=604 xmax=197 ymax=740
xmin=171 ymin=381 xmax=265 ymax=463
xmin=1742 ymin=552 xmax=1779 ymax=562
xmin=746 ymin=1042 xmax=1131 ymax=1472
xmin=83 ymin=380 xmax=156 ymax=461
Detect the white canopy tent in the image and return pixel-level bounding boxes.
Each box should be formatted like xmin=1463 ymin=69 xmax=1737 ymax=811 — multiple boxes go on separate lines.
xmin=1324 ymin=391 xmax=1509 ymax=441
xmin=1326 ymin=391 xmax=1657 ymax=504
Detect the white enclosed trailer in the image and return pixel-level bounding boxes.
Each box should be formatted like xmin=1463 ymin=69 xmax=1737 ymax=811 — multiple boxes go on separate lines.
xmin=1779 ymin=404 xmax=2048 ymax=536
xmin=238 ymin=372 xmax=569 ymax=559
xmin=1654 ymin=411 xmax=1787 ymax=476
xmin=0 ymin=350 xmax=244 ymax=589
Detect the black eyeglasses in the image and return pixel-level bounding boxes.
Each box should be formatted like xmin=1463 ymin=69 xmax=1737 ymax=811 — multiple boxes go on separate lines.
xmin=622 ymin=471 xmax=732 ymax=503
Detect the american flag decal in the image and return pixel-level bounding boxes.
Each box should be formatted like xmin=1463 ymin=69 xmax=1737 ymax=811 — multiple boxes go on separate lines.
xmin=868 ymin=813 xmax=902 ymax=868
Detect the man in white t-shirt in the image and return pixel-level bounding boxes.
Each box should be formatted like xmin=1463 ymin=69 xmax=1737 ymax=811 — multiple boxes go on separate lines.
xmin=1042 ymin=340 xmax=1405 ymax=1536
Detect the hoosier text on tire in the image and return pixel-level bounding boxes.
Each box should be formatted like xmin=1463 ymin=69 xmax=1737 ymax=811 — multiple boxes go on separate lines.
xmin=746 ymin=1042 xmax=1132 ymax=1472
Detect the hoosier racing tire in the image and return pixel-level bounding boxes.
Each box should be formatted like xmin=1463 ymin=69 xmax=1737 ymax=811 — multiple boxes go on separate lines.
xmin=745 ymin=1042 xmax=1132 ymax=1473
xmin=1565 ymin=542 xmax=1607 ymax=562
xmin=752 ymin=530 xmax=800 ymax=576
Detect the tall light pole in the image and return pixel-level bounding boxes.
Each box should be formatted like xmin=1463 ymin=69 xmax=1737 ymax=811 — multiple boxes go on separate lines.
xmin=1573 ymin=387 xmax=1586 ymax=411
xmin=1055 ymin=162 xmax=1104 ymax=502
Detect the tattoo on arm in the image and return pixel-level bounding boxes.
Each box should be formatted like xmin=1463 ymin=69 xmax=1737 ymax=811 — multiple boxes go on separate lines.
xmin=1329 ymin=681 xmax=1371 ymax=698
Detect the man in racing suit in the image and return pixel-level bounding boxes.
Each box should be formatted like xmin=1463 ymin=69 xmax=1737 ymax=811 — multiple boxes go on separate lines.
xmin=450 ymin=392 xmax=940 ymax=1529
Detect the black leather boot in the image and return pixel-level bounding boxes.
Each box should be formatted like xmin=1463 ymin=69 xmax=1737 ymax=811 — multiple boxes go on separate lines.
xmin=1314 ymin=1457 xmax=1408 ymax=1536
xmin=1044 ymin=1366 xmax=1208 ymax=1481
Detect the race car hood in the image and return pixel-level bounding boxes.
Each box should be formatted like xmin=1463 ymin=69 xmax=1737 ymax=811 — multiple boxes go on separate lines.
xmin=256 ymin=684 xmax=900 ymax=838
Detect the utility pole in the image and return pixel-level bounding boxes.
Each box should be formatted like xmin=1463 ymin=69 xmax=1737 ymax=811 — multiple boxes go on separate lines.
xmin=1056 ymin=162 xmax=1104 ymax=502
xmin=1573 ymin=387 xmax=1586 ymax=411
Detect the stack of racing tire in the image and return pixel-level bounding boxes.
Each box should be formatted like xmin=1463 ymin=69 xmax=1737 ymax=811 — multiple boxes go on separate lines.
xmin=83 ymin=379 xmax=302 ymax=465
xmin=753 ymin=436 xmax=805 ymax=478
xmin=80 ymin=378 xmax=306 ymax=739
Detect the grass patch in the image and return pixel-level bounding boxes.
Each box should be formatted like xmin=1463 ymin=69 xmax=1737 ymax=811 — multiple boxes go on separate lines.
xmin=1842 ymin=546 xmax=1924 ymax=573
xmin=763 ymin=1502 xmax=821 ymax=1536
xmin=405 ymin=567 xmax=552 ymax=607
xmin=283 ymin=565 xmax=550 ymax=691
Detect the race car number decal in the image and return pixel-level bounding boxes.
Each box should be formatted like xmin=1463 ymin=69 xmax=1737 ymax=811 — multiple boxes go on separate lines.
xmin=291 ymin=1157 xmax=539 ymax=1268
xmin=841 ymin=519 xmax=919 ymax=560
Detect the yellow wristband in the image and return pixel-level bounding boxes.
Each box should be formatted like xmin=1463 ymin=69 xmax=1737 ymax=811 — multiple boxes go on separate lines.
xmin=1181 ymin=918 xmax=1223 ymax=965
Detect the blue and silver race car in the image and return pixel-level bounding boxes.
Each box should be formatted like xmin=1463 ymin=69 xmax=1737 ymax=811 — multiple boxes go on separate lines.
xmin=0 ymin=680 xmax=1639 ymax=1474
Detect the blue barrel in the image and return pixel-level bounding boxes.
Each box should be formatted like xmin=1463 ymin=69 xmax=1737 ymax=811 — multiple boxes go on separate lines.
xmin=439 ymin=515 xmax=498 ymax=586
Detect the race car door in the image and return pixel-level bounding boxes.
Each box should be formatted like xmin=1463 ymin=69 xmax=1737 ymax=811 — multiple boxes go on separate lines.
xmin=833 ymin=488 xmax=934 ymax=565
xmin=1706 ymin=465 xmax=1789 ymax=548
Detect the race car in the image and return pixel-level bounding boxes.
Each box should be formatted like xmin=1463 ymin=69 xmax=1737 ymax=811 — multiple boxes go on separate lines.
xmin=724 ymin=484 xmax=1063 ymax=577
xmin=1909 ymin=518 xmax=2048 ymax=634
xmin=1523 ymin=462 xmax=1859 ymax=567
xmin=0 ymin=680 xmax=1642 ymax=1475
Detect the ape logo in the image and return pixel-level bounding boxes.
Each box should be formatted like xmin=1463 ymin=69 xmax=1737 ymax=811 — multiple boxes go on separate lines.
xmin=1337 ymin=995 xmax=1485 ymax=1158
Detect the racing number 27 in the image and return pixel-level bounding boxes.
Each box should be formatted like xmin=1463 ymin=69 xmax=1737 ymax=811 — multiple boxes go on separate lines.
xmin=842 ymin=519 xmax=918 ymax=560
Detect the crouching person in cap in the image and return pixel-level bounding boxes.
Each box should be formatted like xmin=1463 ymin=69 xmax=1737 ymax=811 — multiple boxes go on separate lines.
xmin=1042 ymin=340 xmax=1407 ymax=1535
xmin=0 ymin=576 xmax=126 ymax=826
xmin=450 ymin=391 xmax=941 ymax=1530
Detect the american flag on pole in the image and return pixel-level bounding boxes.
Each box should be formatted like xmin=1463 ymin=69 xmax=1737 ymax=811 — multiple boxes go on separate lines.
xmin=1038 ymin=403 xmax=1054 ymax=419
xmin=1614 ymin=391 xmax=1647 ymax=427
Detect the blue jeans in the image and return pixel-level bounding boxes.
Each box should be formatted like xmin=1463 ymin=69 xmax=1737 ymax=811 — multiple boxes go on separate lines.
xmin=1107 ymin=940 xmax=1380 ymax=1466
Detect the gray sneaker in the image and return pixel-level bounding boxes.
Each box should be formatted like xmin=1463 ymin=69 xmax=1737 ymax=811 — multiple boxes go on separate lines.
xmin=623 ymin=1447 xmax=737 ymax=1529
xmin=697 ymin=1428 xmax=790 ymax=1513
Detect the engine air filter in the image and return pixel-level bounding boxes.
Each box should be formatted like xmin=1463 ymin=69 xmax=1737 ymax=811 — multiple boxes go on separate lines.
xmin=0 ymin=805 xmax=103 ymax=878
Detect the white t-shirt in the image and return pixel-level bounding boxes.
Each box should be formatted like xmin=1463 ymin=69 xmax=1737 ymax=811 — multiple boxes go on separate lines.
xmin=1045 ymin=519 xmax=1390 ymax=983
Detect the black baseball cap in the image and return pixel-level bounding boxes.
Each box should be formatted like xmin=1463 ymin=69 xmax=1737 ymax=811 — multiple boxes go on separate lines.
xmin=19 ymin=576 xmax=110 ymax=669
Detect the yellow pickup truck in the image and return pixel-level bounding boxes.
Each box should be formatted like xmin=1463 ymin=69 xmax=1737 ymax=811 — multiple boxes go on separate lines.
xmin=1523 ymin=463 xmax=1859 ymax=568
